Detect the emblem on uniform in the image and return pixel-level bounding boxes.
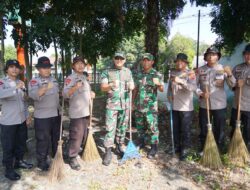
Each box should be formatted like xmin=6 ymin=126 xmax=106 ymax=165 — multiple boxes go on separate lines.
xmin=0 ymin=81 xmax=3 ymax=86
xmin=65 ymin=78 xmax=71 ymax=85
xmin=30 ymin=80 xmax=37 ymax=86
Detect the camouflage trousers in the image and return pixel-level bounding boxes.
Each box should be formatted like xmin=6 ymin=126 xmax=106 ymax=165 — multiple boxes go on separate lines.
xmin=103 ymin=109 xmax=129 ymax=148
xmin=134 ymin=110 xmax=159 ymax=144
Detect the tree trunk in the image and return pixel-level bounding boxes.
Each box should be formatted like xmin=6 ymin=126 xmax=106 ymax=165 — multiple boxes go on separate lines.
xmin=93 ymin=58 xmax=97 ymax=92
xmin=53 ymin=37 xmax=58 ymax=80
xmin=145 ymin=0 xmax=160 ymax=68
xmin=60 ymin=49 xmax=65 ymax=80
xmin=21 ymin=21 xmax=31 ymax=81
xmin=0 ymin=13 xmax=5 ymax=77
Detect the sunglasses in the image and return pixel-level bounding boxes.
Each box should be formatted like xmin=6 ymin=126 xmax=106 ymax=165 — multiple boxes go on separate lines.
xmin=114 ymin=57 xmax=125 ymax=60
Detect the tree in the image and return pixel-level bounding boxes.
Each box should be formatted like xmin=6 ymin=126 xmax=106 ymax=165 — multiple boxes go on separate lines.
xmin=4 ymin=45 xmax=16 ymax=60
xmin=192 ymin=0 xmax=250 ymax=52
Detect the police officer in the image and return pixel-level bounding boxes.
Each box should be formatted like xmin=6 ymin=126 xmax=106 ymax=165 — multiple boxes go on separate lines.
xmin=196 ymin=47 xmax=235 ymax=152
xmin=167 ymin=53 xmax=197 ymax=160
xmin=28 ymin=56 xmax=61 ymax=171
xmin=63 ymin=56 xmax=95 ymax=170
xmin=230 ymin=43 xmax=250 ymax=149
xmin=0 ymin=60 xmax=33 ymax=181
xmin=101 ymin=52 xmax=134 ymax=166
xmin=133 ymin=53 xmax=164 ymax=159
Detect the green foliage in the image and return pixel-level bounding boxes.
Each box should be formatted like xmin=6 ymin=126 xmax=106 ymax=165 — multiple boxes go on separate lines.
xmin=4 ymin=45 xmax=16 ymax=60
xmin=192 ymin=0 xmax=250 ymax=53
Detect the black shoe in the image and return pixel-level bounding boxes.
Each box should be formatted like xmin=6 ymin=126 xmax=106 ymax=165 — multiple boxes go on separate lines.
xmin=147 ymin=144 xmax=158 ymax=159
xmin=37 ymin=162 xmax=50 ymax=171
xmin=102 ymin=147 xmax=112 ymax=166
xmin=69 ymin=157 xmax=81 ymax=171
xmin=14 ymin=160 xmax=33 ymax=169
xmin=180 ymin=149 xmax=189 ymax=161
xmin=5 ymin=168 xmax=21 ymax=181
xmin=115 ymin=144 xmax=125 ymax=157
xmin=136 ymin=138 xmax=145 ymax=149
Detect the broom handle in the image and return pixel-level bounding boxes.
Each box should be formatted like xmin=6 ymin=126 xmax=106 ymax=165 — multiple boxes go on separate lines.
xmin=89 ymin=97 xmax=93 ymax=129
xmin=129 ymin=90 xmax=132 ymax=140
xmin=59 ymin=96 xmax=64 ymax=141
xmin=237 ymin=85 xmax=242 ymax=121
xmin=205 ymin=85 xmax=211 ymax=125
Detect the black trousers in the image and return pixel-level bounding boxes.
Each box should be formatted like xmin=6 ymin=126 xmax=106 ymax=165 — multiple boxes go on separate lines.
xmin=230 ymin=108 xmax=250 ymax=146
xmin=34 ymin=116 xmax=61 ymax=164
xmin=199 ymin=108 xmax=226 ymax=149
xmin=1 ymin=122 xmax=27 ymax=168
xmin=172 ymin=110 xmax=193 ymax=152
xmin=68 ymin=117 xmax=89 ymax=158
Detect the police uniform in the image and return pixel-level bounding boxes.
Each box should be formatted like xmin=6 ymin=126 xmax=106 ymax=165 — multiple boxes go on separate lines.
xmin=63 ymin=72 xmax=91 ymax=160
xmin=167 ymin=67 xmax=197 ymax=157
xmin=134 ymin=68 xmax=163 ymax=147
xmin=28 ymin=56 xmax=60 ymax=170
xmin=29 ymin=76 xmax=60 ymax=169
xmin=101 ymin=66 xmax=134 ymax=148
xmin=196 ymin=62 xmax=235 ymax=150
xmin=0 ymin=60 xmax=32 ymax=181
xmin=230 ymin=61 xmax=250 ymax=148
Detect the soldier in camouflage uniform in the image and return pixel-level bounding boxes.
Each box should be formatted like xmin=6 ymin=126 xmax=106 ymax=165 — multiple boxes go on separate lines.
xmin=101 ymin=52 xmax=134 ymax=166
xmin=230 ymin=44 xmax=250 ymax=150
xmin=167 ymin=53 xmax=197 ymax=160
xmin=133 ymin=53 xmax=164 ymax=159
xmin=196 ymin=47 xmax=236 ymax=152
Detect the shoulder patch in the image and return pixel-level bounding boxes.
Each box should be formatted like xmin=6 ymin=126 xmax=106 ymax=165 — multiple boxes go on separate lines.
xmin=0 ymin=80 xmax=4 ymax=86
xmin=65 ymin=78 xmax=72 ymax=85
xmin=30 ymin=79 xmax=38 ymax=86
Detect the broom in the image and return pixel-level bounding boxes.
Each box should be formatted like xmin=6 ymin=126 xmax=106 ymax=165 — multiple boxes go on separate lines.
xmin=200 ymin=85 xmax=222 ymax=169
xmin=48 ymin=97 xmax=66 ymax=182
xmin=228 ymin=84 xmax=249 ymax=165
xmin=119 ymin=90 xmax=140 ymax=165
xmin=81 ymin=98 xmax=101 ymax=161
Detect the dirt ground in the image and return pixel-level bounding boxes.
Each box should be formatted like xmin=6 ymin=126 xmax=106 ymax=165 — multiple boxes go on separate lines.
xmin=0 ymin=96 xmax=250 ymax=190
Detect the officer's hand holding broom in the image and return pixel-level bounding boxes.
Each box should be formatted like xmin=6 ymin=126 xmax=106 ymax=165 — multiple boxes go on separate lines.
xmin=237 ymin=79 xmax=244 ymax=88
xmin=224 ymin=65 xmax=233 ymax=77
xmin=37 ymin=82 xmax=53 ymax=97
xmin=16 ymin=81 xmax=25 ymax=90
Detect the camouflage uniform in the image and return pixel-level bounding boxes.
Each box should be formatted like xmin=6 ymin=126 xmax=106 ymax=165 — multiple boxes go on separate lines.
xmin=101 ymin=67 xmax=134 ymax=148
xmin=134 ymin=68 xmax=163 ymax=145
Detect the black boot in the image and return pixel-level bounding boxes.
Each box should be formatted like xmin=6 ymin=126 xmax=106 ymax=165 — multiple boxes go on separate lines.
xmin=37 ymin=161 xmax=50 ymax=171
xmin=136 ymin=137 xmax=145 ymax=149
xmin=69 ymin=157 xmax=81 ymax=171
xmin=115 ymin=144 xmax=125 ymax=157
xmin=5 ymin=167 xmax=20 ymax=181
xmin=102 ymin=147 xmax=112 ymax=166
xmin=180 ymin=149 xmax=189 ymax=161
xmin=147 ymin=144 xmax=158 ymax=159
xmin=14 ymin=160 xmax=33 ymax=169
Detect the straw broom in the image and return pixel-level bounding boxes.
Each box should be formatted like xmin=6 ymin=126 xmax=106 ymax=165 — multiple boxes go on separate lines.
xmin=200 ymin=85 xmax=222 ymax=169
xmin=228 ymin=85 xmax=249 ymax=165
xmin=48 ymin=97 xmax=66 ymax=182
xmin=82 ymin=98 xmax=101 ymax=161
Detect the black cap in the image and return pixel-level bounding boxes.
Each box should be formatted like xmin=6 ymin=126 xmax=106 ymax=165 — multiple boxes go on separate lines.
xmin=72 ymin=56 xmax=85 ymax=65
xmin=4 ymin=59 xmax=21 ymax=72
xmin=174 ymin=53 xmax=189 ymax=63
xmin=204 ymin=46 xmax=221 ymax=61
xmin=35 ymin=56 xmax=53 ymax=68
xmin=243 ymin=43 xmax=250 ymax=54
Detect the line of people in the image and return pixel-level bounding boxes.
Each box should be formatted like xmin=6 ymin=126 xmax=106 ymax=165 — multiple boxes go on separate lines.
xmin=1 ymin=44 xmax=250 ymax=181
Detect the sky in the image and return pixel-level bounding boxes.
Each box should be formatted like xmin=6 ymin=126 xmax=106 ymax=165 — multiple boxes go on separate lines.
xmin=4 ymin=2 xmax=217 ymax=59
xmin=169 ymin=2 xmax=217 ymax=45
